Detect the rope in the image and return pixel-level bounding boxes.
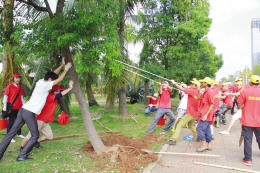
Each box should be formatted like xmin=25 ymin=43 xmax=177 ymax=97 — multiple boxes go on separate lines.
xmin=123 ymin=68 xmax=179 ymax=91
xmin=115 ymin=59 xmax=170 ymax=81
xmin=116 ymin=59 xmax=182 ymax=86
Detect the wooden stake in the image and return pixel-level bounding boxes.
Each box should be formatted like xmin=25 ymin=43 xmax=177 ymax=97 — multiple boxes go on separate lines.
xmin=43 ymin=131 xmax=121 ymax=142
xmin=142 ymin=149 xmax=220 ymax=157
xmin=96 ymin=120 xmax=113 ymax=131
xmin=194 ymin=162 xmax=259 ymax=173
xmin=129 ymin=114 xmax=138 ymax=123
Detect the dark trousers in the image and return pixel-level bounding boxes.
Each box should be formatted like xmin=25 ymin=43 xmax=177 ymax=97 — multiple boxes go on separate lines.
xmin=0 ymin=108 xmax=39 ymax=160
xmin=242 ymin=126 xmax=260 ymax=161
xmin=231 ymin=99 xmax=238 ymax=115
xmin=7 ymin=109 xmax=22 ymax=135
xmin=196 ymin=120 xmax=212 ymax=143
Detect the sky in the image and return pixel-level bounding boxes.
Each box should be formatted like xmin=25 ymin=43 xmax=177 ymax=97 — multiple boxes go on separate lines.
xmin=207 ymin=0 xmax=260 ymax=79
xmin=128 ymin=0 xmax=260 ymax=79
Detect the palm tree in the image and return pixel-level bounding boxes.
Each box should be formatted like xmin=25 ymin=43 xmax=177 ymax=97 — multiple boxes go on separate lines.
xmin=15 ymin=0 xmax=107 ymax=153
xmin=1 ymin=0 xmax=16 ymax=91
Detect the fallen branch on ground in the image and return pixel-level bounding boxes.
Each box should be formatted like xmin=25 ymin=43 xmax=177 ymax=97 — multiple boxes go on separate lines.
xmin=129 ymin=114 xmax=138 ymax=123
xmin=43 ymin=131 xmax=121 ymax=142
xmin=194 ymin=162 xmax=259 ymax=173
xmin=142 ymin=149 xmax=220 ymax=157
xmin=96 ymin=120 xmax=113 ymax=131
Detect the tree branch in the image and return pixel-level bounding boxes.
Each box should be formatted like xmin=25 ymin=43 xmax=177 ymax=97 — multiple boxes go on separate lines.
xmin=56 ymin=0 xmax=65 ymax=15
xmin=44 ymin=0 xmax=54 ymax=18
xmin=16 ymin=0 xmax=48 ymax=12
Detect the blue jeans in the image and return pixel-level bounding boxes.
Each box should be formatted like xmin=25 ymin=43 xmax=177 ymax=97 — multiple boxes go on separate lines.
xmin=145 ymin=106 xmax=158 ymax=116
xmin=147 ymin=108 xmax=175 ymax=134
xmin=196 ymin=120 xmax=212 ymax=143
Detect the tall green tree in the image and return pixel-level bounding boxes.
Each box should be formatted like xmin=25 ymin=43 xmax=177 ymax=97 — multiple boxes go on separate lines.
xmin=138 ymin=0 xmax=223 ymax=83
xmin=16 ymin=0 xmax=120 ymax=153
xmin=0 ymin=0 xmax=16 ymax=90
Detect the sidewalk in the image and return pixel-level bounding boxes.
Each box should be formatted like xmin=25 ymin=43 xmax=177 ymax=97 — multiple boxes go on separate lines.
xmin=144 ymin=114 xmax=260 ymax=173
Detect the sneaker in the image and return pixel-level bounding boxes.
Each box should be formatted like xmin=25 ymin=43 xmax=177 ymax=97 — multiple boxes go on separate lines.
xmin=219 ymin=130 xmax=230 ymax=135
xmin=17 ymin=135 xmax=25 ymax=139
xmin=183 ymin=135 xmax=193 ymax=140
xmin=211 ymin=134 xmax=215 ymax=140
xmin=197 ymin=146 xmax=208 ymax=152
xmin=171 ymin=127 xmax=176 ymax=133
xmin=242 ymin=160 xmax=252 ymax=166
xmin=11 ymin=139 xmax=16 ymax=143
xmin=167 ymin=140 xmax=176 ymax=145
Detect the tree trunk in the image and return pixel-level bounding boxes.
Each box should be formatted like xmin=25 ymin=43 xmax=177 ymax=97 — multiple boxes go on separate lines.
xmin=1 ymin=0 xmax=16 ymax=91
xmin=105 ymin=93 xmax=115 ymax=110
xmin=118 ymin=85 xmax=128 ymax=116
xmin=144 ymin=80 xmax=149 ymax=105
xmin=86 ymin=81 xmax=99 ymax=106
xmin=62 ymin=47 xmax=107 ymax=153
xmin=117 ymin=0 xmax=128 ymax=116
xmin=59 ymin=97 xmax=70 ymax=115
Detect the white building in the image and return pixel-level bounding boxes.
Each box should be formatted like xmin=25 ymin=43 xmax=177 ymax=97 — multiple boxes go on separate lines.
xmin=251 ymin=18 xmax=260 ymax=69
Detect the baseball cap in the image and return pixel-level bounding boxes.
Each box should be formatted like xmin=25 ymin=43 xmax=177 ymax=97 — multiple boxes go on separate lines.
xmin=13 ymin=73 xmax=21 ymax=78
xmin=52 ymin=85 xmax=65 ymax=91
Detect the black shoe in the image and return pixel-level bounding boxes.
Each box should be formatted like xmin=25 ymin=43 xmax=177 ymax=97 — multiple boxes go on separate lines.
xmin=167 ymin=140 xmax=176 ymax=145
xmin=20 ymin=147 xmax=24 ymax=153
xmin=16 ymin=156 xmax=33 ymax=162
xmin=34 ymin=142 xmax=40 ymax=148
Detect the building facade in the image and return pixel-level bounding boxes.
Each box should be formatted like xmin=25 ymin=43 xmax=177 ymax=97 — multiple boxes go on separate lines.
xmin=251 ymin=18 xmax=260 ymax=69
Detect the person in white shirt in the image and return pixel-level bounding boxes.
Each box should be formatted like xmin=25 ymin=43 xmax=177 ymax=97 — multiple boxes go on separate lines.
xmin=172 ymin=84 xmax=188 ymax=132
xmin=0 ymin=62 xmax=72 ymax=162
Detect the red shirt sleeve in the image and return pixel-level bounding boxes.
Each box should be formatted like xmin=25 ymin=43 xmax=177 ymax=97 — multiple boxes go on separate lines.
xmin=184 ymin=88 xmax=196 ymax=97
xmin=237 ymin=89 xmax=245 ymax=106
xmin=4 ymin=85 xmax=10 ymax=96
xmin=207 ymin=90 xmax=214 ymax=105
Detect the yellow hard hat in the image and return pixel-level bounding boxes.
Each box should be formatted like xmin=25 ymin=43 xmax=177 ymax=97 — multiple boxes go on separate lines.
xmin=199 ymin=77 xmax=213 ymax=85
xmin=236 ymin=81 xmax=243 ymax=86
xmin=213 ymin=80 xmax=219 ymax=85
xmin=235 ymin=78 xmax=242 ymax=82
xmin=191 ymin=79 xmax=200 ymax=88
xmin=222 ymin=83 xmax=228 ymax=86
xmin=249 ymin=75 xmax=260 ymax=84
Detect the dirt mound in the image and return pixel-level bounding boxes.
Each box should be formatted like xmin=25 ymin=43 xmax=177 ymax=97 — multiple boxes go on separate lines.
xmin=82 ymin=134 xmax=165 ymax=173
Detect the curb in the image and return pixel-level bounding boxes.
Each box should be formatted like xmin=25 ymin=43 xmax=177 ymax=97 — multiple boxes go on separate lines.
xmin=143 ymin=144 xmax=169 ymax=173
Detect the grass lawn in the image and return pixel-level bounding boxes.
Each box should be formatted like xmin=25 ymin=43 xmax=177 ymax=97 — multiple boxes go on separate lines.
xmin=0 ymin=98 xmax=180 ymax=173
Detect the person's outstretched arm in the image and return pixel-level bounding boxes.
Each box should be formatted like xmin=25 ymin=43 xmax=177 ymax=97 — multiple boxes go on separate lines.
xmin=170 ymin=80 xmax=184 ymax=91
xmin=53 ymin=58 xmax=65 ymax=74
xmin=61 ymin=81 xmax=74 ymax=96
xmin=53 ymin=63 xmax=72 ymax=86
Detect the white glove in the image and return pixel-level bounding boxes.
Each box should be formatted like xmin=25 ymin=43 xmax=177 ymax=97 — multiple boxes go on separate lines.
xmin=62 ymin=57 xmax=65 ymax=65
xmin=224 ymin=92 xmax=230 ymax=95
xmin=69 ymin=80 xmax=74 ymax=88
xmin=64 ymin=63 xmax=72 ymax=71
xmin=170 ymin=80 xmax=176 ymax=84
xmin=2 ymin=105 xmax=6 ymax=111
xmin=148 ymin=104 xmax=153 ymax=107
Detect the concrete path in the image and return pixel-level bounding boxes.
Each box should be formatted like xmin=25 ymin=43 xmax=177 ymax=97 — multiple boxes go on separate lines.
xmin=144 ymin=114 xmax=260 ymax=173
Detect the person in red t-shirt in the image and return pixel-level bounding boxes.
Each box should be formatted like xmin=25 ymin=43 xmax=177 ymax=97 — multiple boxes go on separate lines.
xmin=21 ymin=81 xmax=73 ymax=148
xmin=231 ymin=78 xmax=242 ymax=115
xmin=219 ymin=81 xmax=243 ymax=135
xmin=196 ymin=77 xmax=215 ymax=152
xmin=209 ymin=80 xmax=221 ymax=138
xmin=218 ymin=83 xmax=233 ymax=125
xmin=147 ymin=81 xmax=175 ymax=134
xmin=237 ymin=75 xmax=260 ymax=166
xmin=3 ymin=73 xmax=25 ymax=143
xmin=145 ymin=93 xmax=159 ymax=116
xmin=167 ymin=78 xmax=200 ymax=145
